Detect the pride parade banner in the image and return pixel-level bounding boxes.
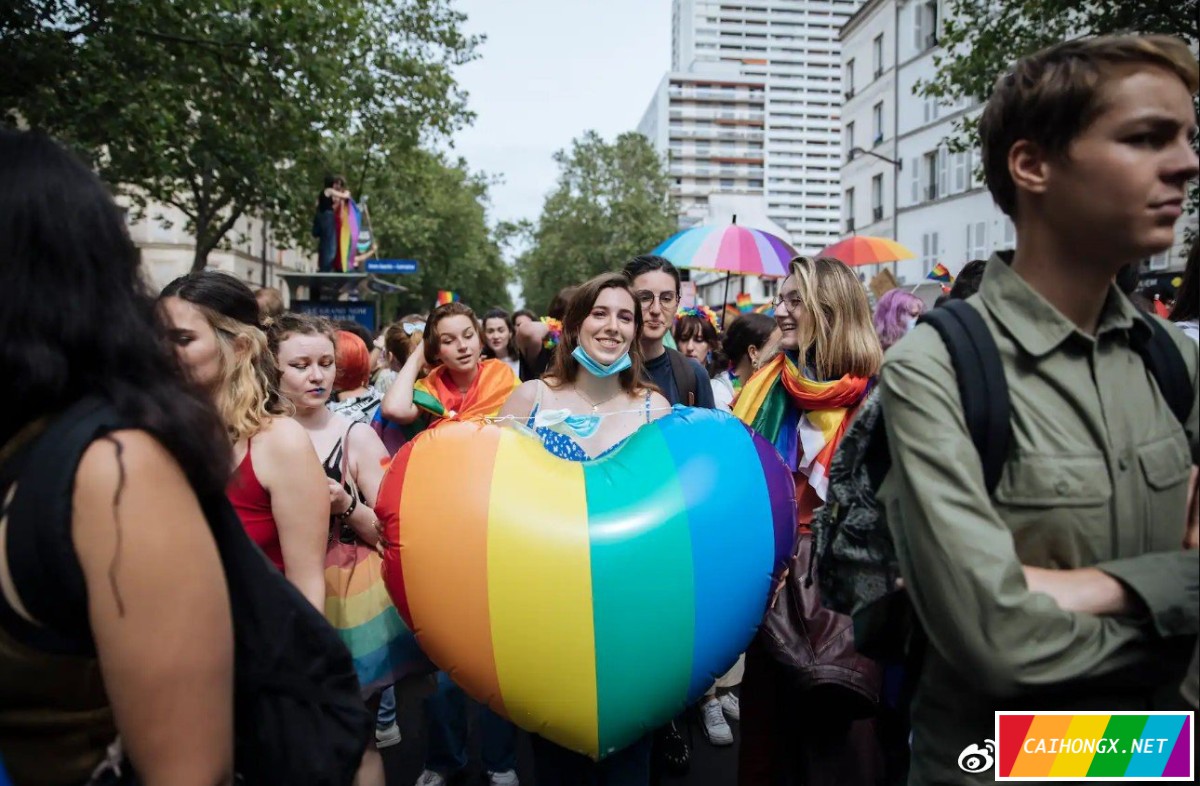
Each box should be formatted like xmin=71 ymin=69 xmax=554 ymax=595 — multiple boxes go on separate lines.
xmin=994 ymin=711 xmax=1193 ymax=781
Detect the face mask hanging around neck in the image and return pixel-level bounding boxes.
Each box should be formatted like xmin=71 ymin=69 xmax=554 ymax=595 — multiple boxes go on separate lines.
xmin=571 ymin=345 xmax=632 ymax=378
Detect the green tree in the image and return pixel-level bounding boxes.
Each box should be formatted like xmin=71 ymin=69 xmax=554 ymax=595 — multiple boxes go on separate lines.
xmin=918 ymin=0 xmax=1198 ymax=150
xmin=516 ymin=131 xmax=676 ymax=311
xmin=340 ymin=143 xmax=511 ymax=318
xmin=1 ymin=0 xmax=479 ymax=271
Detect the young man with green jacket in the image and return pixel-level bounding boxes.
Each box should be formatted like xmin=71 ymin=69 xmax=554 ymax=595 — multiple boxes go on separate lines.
xmin=879 ymin=35 xmax=1200 ymax=785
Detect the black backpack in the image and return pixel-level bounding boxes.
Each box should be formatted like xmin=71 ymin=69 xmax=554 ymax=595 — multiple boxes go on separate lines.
xmin=0 ymin=398 xmax=372 ymax=785
xmin=665 ymin=347 xmax=700 ymax=406
xmin=813 ymin=299 xmax=1193 ymax=667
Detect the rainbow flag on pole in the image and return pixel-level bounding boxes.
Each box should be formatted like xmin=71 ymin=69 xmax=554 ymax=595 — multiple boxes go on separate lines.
xmin=333 ymin=199 xmax=361 ymax=273
xmin=736 ymin=293 xmax=753 ymax=313
xmin=436 ymin=290 xmax=459 ymax=306
xmin=926 ymin=262 xmax=953 ymax=283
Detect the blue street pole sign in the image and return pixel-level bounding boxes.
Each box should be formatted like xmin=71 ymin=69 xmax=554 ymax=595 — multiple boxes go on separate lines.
xmin=366 ymin=258 xmax=419 ymax=275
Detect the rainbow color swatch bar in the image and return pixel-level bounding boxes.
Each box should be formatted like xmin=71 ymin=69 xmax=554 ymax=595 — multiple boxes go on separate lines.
xmin=996 ymin=711 xmax=1193 ymax=780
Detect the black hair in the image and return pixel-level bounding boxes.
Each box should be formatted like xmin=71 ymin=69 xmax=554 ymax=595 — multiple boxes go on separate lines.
xmin=335 ymin=319 xmax=375 ymax=350
xmin=161 ymin=271 xmax=263 ymax=328
xmin=1115 ymin=261 xmax=1142 ymax=296
xmin=1168 ymin=242 xmax=1198 ymax=323
xmin=723 ymin=312 xmax=776 ymax=368
xmin=512 ymin=308 xmax=537 ymax=324
xmin=622 ymin=254 xmax=681 ymax=293
xmin=0 ymin=130 xmax=229 ymax=497
xmin=480 ymin=308 xmax=518 ymax=360
xmin=949 ymin=258 xmax=989 ymax=300
xmin=546 ymin=288 xmax=575 ymax=321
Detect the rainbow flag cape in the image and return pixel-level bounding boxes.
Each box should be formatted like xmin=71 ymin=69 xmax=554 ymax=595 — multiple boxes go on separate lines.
xmin=736 ymin=293 xmax=753 ymax=313
xmin=413 ymin=358 xmax=518 ymax=427
xmin=436 ymin=290 xmax=459 ymax=306
xmin=926 ymin=262 xmax=952 ymax=283
xmin=333 ymin=199 xmax=361 ymax=273
xmin=732 ymin=353 xmax=870 ymax=500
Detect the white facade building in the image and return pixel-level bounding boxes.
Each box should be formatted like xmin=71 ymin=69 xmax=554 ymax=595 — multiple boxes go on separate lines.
xmin=121 ymin=197 xmax=316 ymax=296
xmin=669 ymin=0 xmax=862 ymax=255
xmin=841 ymin=0 xmax=1195 ymax=293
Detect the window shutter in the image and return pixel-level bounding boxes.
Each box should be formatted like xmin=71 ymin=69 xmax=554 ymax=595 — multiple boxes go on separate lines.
xmin=911 ymin=158 xmax=919 ymax=203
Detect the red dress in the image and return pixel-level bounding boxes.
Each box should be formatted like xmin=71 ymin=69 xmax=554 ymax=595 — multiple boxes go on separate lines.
xmin=226 ymin=439 xmax=285 ymax=571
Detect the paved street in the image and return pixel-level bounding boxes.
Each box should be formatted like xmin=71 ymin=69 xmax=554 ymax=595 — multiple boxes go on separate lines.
xmin=383 ymin=677 xmax=738 ymax=786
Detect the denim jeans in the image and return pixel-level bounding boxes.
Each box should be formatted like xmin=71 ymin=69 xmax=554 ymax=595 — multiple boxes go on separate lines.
xmin=377 ymin=685 xmax=397 ymax=729
xmin=425 ymin=671 xmax=518 ymax=774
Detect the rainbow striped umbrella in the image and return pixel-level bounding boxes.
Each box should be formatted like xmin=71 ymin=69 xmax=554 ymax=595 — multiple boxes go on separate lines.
xmin=652 ymin=224 xmax=798 ymax=277
xmin=816 ymin=235 xmax=914 ymax=267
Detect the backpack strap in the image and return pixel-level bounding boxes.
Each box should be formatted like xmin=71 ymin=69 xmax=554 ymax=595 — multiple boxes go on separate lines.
xmin=665 ymin=348 xmax=697 ymax=407
xmin=1132 ymin=317 xmax=1193 ymax=426
xmin=918 ymin=300 xmax=1011 ymax=495
xmin=1 ymin=397 xmax=125 ymax=654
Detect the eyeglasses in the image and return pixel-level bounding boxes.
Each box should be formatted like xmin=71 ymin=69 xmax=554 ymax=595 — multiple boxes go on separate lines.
xmin=771 ymin=293 xmax=804 ymax=312
xmin=636 ymin=290 xmax=678 ymax=308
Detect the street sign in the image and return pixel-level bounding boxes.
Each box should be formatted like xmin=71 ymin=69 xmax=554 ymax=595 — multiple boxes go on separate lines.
xmin=293 ymin=301 xmax=377 ymax=332
xmin=366 ymin=258 xmax=419 ymax=274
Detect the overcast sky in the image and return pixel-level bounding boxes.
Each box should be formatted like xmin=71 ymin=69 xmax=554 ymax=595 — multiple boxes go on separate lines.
xmin=449 ymin=0 xmax=672 ymax=227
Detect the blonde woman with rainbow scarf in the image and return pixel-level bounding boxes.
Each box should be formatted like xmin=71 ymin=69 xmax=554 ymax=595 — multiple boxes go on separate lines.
xmin=732 ymin=256 xmax=884 ymax=786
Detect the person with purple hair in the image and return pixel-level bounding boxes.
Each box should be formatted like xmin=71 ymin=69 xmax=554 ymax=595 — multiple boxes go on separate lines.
xmin=872 ymin=289 xmax=925 ymax=351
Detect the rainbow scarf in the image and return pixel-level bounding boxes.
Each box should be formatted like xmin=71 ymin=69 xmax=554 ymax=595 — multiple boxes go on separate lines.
xmin=413 ymin=358 xmax=518 ymax=427
xmin=732 ymin=352 xmax=871 ymax=501
xmin=333 ymin=199 xmax=361 ymax=273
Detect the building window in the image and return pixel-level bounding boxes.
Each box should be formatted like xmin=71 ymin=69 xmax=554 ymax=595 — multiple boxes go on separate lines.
xmin=720 ymin=179 xmax=735 ymax=188
xmin=914 ymin=1 xmax=939 ymax=51
xmin=845 ymin=121 xmax=855 ymax=159
xmin=844 ymin=187 xmax=855 ymax=232
xmin=954 ymin=151 xmax=967 ymax=193
xmin=872 ymin=34 xmax=884 ymax=78
xmin=923 ymin=151 xmax=938 ymax=201
xmin=921 ymin=231 xmax=940 ymax=275
xmin=1148 ymin=252 xmax=1170 ymax=270
xmin=872 ymin=102 xmax=884 ymax=145
xmin=966 ymin=221 xmax=987 ymax=260
xmin=845 ymin=58 xmax=855 ymax=97
xmin=871 ymin=174 xmax=884 ymax=221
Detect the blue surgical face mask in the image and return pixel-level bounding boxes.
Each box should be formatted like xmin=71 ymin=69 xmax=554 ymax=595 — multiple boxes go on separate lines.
xmin=904 ymin=315 xmax=918 ymax=334
xmin=572 ymin=345 xmax=632 ymax=378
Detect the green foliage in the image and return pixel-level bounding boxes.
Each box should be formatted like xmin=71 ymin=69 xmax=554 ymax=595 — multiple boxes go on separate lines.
xmin=1 ymin=0 xmax=480 ymax=270
xmin=919 ymin=0 xmax=1199 ymax=151
xmin=515 ymin=131 xmax=676 ymax=312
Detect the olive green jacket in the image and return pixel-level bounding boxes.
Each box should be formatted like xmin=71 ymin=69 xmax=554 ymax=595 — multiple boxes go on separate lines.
xmin=879 ymin=256 xmax=1199 ymax=785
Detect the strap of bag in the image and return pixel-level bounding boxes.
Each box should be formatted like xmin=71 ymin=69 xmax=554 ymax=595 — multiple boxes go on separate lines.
xmin=918 ymin=300 xmax=1012 ymax=494
xmin=2 ymin=397 xmax=123 ymax=654
xmin=666 ymin=348 xmax=697 ymax=407
xmin=1132 ymin=317 xmax=1193 ymax=427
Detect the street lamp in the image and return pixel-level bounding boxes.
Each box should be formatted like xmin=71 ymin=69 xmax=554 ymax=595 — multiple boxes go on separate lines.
xmin=848 ymin=146 xmax=902 ymax=169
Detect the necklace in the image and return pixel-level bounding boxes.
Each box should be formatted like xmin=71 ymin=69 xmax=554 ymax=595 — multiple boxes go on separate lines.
xmin=576 ymin=387 xmax=623 ymax=413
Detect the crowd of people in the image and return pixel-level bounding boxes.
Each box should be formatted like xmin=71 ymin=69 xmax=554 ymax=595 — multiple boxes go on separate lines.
xmin=1 ymin=32 xmax=1198 ymax=786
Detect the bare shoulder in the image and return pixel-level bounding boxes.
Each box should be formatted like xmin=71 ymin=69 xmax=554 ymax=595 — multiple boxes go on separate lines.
xmin=647 ymin=391 xmax=671 ymax=421
xmin=255 ymin=415 xmax=314 ymax=455
xmin=76 ymin=429 xmax=186 ymax=497
xmin=346 ymin=417 xmax=387 ymax=456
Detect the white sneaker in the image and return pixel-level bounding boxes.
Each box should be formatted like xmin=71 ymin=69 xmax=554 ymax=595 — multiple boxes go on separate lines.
xmin=415 ymin=771 xmax=446 ymax=786
xmin=375 ymin=722 xmax=402 ymax=749
xmin=718 ymin=692 xmax=740 ymax=721
xmin=489 ymin=770 xmax=519 ymax=786
xmin=700 ymin=698 xmax=733 ymax=746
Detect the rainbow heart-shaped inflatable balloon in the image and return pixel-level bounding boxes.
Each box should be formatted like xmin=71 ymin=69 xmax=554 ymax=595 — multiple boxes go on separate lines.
xmin=376 ymin=407 xmax=795 ymax=759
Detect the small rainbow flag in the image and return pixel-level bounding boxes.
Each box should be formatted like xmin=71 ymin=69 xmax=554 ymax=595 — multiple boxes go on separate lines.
xmin=736 ymin=293 xmax=753 ymax=313
xmin=926 ymin=262 xmax=953 ymax=283
xmin=995 ymin=711 xmax=1192 ymax=780
xmin=436 ymin=290 xmax=459 ymax=306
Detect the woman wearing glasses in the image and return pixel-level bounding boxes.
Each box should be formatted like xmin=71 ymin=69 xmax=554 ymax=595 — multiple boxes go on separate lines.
xmin=733 ymin=256 xmax=884 ymax=786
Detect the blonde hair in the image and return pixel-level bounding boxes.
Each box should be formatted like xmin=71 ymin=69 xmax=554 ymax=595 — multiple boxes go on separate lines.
xmin=203 ymin=305 xmax=292 ymax=443
xmin=786 ymin=256 xmax=883 ymax=380
xmin=981 ymin=34 xmax=1199 ymax=218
